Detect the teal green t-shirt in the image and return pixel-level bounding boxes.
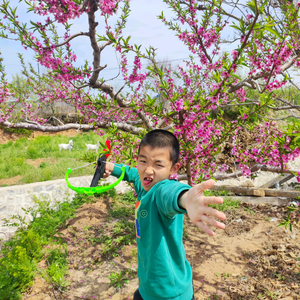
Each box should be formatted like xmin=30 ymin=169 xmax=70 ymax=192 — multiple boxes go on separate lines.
xmin=112 ymin=164 xmax=193 ymax=300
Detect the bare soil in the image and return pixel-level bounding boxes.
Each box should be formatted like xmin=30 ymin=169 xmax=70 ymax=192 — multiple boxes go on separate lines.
xmin=0 ymin=175 xmax=22 ymax=186
xmin=26 ymin=158 xmax=58 ymax=168
xmin=22 ymin=199 xmax=300 ymax=300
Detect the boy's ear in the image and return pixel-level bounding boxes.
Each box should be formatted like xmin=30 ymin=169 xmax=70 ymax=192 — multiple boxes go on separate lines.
xmin=170 ymin=162 xmax=181 ymax=175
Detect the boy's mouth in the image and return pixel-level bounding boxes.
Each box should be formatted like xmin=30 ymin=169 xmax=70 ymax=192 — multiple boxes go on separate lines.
xmin=143 ymin=177 xmax=153 ymax=187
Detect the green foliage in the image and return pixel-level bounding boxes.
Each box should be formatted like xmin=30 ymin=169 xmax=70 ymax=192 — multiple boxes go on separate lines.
xmin=99 ymin=219 xmax=135 ymax=257
xmin=7 ymin=74 xmax=33 ymax=102
xmin=278 ymin=201 xmax=300 ymax=232
xmin=244 ymin=207 xmax=255 ymax=215
xmin=204 ymin=189 xmax=232 ymax=197
xmin=0 ymin=192 xmax=92 ymax=298
xmin=208 ymin=197 xmax=241 ymax=212
xmin=39 ymin=161 xmax=49 ymax=168
xmin=109 ymin=269 xmax=136 ymax=289
xmin=109 ymin=270 xmax=129 ymax=288
xmin=45 ymin=248 xmax=69 ymax=287
xmin=1 ymin=126 xmax=31 ymax=137
xmin=95 ymin=184 xmax=118 ymax=199
xmin=81 ymin=151 xmax=98 ymax=163
xmin=88 ymin=192 xmax=136 ymax=258
xmin=0 ymin=229 xmax=43 ymax=300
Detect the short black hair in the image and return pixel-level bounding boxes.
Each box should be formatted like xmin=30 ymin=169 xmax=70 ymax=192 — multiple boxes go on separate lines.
xmin=138 ymin=129 xmax=180 ymax=165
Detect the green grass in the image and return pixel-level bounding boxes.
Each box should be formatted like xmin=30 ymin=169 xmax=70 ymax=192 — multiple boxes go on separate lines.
xmin=204 ymin=189 xmax=241 ymax=211
xmin=0 ymin=192 xmax=94 ymax=300
xmin=0 ymin=132 xmax=106 ymax=185
xmin=208 ymin=197 xmax=241 ymax=212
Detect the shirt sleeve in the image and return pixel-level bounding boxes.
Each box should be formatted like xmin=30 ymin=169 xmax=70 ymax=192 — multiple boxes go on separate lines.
xmin=111 ymin=163 xmax=143 ymax=194
xmin=156 ymin=180 xmax=191 ymax=219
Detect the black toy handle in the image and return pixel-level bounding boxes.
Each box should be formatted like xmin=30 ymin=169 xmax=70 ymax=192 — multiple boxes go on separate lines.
xmin=90 ymin=154 xmax=107 ymax=187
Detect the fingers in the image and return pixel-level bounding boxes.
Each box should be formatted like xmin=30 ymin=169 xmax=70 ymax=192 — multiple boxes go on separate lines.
xmin=191 ymin=206 xmax=226 ymax=235
xmin=202 ymin=206 xmax=226 ymax=221
xmin=195 ymin=216 xmax=226 ymax=236
xmin=196 ymin=221 xmax=216 ymax=236
xmin=102 ymin=170 xmax=111 ymax=178
xmin=202 ymin=196 xmax=224 ymax=206
xmin=200 ymin=214 xmax=226 ymax=229
xmin=195 ymin=179 xmax=216 ymax=194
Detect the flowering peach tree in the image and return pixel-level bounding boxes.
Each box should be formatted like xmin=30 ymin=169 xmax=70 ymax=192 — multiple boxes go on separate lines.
xmin=0 ymin=0 xmax=300 ymax=188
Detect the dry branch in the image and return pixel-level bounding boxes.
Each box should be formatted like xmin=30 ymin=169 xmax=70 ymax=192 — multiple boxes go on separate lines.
xmin=211 ymin=185 xmax=300 ymax=198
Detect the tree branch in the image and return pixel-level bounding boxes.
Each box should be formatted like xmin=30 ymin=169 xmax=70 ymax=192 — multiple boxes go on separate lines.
xmin=43 ymin=32 xmax=90 ymax=49
xmin=88 ymin=4 xmax=111 ymax=87
xmin=79 ymin=0 xmax=90 ymax=11
xmin=259 ymin=114 xmax=300 ymax=120
xmin=1 ymin=120 xmax=143 ymax=134
xmin=92 ymin=81 xmax=154 ymax=130
xmin=177 ymin=164 xmax=299 ymax=182
xmin=214 ymin=164 xmax=299 ymax=180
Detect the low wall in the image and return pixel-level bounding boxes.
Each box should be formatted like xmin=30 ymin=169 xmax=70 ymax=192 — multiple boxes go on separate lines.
xmin=0 ymin=176 xmax=131 ymax=241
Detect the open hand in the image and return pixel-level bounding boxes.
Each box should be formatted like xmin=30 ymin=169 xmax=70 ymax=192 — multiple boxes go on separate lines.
xmin=185 ymin=179 xmax=226 ymax=236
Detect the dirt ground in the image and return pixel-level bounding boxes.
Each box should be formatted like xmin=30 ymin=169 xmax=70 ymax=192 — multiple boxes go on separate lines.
xmin=20 ymin=198 xmax=300 ymax=300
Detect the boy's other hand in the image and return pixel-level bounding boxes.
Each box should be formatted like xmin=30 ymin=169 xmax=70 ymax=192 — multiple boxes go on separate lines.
xmin=182 ymin=179 xmax=226 ymax=236
xmin=102 ymin=170 xmax=111 ymax=179
xmin=102 ymin=162 xmax=114 ymax=179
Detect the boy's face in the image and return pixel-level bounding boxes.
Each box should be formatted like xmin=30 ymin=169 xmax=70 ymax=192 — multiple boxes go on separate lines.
xmin=137 ymin=145 xmax=180 ymax=191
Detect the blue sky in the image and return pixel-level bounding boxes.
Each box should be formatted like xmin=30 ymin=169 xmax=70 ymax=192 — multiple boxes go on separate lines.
xmin=0 ymin=0 xmax=194 ymax=83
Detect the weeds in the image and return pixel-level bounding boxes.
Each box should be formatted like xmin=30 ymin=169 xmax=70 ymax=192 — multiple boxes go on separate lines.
xmin=0 ymin=192 xmax=93 ymax=299
xmin=204 ymin=189 xmax=232 ymax=197
xmin=1 ymin=126 xmax=31 ymax=137
xmin=45 ymin=247 xmax=69 ymax=287
xmin=84 ymin=191 xmax=136 ymax=258
xmin=109 ymin=269 xmax=136 ymax=289
xmin=244 ymin=207 xmax=255 ymax=216
xmin=208 ymin=197 xmax=241 ymax=212
xmin=109 ymin=270 xmax=130 ymax=288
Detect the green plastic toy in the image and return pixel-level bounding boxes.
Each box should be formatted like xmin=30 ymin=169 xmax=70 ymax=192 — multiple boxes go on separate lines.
xmin=65 ymin=140 xmax=125 ymax=195
xmin=65 ymin=165 xmax=125 ymax=195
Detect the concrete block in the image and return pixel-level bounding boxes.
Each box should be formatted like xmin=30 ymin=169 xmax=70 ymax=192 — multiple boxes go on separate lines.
xmin=0 ymin=212 xmax=10 ymax=219
xmin=21 ymin=203 xmax=33 ymax=210
xmin=7 ymin=205 xmax=16 ymax=213
xmin=33 ymin=186 xmax=43 ymax=193
xmin=39 ymin=193 xmax=52 ymax=201
xmin=0 ymin=206 xmax=6 ymax=213
xmin=55 ymin=189 xmax=63 ymax=195
xmin=16 ymin=189 xmax=25 ymax=195
xmin=7 ymin=196 xmax=22 ymax=203
xmin=24 ymin=195 xmax=35 ymax=204
xmin=45 ymin=185 xmax=55 ymax=191
xmin=0 ymin=196 xmax=6 ymax=205
xmin=0 ymin=232 xmax=7 ymax=241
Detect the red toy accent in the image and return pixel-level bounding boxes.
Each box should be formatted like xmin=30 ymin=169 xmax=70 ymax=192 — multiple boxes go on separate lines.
xmin=104 ymin=140 xmax=111 ymax=158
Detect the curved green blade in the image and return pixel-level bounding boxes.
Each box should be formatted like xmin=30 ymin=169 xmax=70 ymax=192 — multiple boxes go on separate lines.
xmin=65 ymin=166 xmax=125 ymax=195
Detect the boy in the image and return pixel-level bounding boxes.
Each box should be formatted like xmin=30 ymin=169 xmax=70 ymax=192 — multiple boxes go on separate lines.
xmin=104 ymin=129 xmax=226 ymax=300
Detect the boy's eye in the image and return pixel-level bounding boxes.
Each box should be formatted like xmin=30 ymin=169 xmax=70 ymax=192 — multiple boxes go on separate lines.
xmin=157 ymin=164 xmax=163 ymax=167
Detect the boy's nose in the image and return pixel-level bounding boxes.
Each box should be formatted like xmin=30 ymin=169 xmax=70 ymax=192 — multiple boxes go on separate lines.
xmin=145 ymin=167 xmax=154 ymax=175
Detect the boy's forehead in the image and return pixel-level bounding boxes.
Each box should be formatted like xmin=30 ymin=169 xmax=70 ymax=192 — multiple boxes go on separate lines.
xmin=139 ymin=145 xmax=172 ymax=161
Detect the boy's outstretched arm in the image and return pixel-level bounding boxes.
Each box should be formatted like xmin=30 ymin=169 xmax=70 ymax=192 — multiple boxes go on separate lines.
xmin=179 ymin=179 xmax=226 ymax=236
